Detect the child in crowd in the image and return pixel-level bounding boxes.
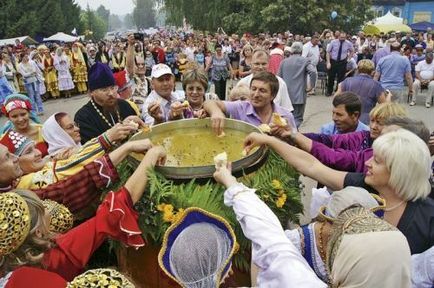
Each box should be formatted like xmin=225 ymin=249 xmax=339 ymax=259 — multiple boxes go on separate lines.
xmin=229 ymin=83 xmax=250 ymax=101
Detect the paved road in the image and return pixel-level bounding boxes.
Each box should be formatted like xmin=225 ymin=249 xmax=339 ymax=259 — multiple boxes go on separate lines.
xmin=1 ymin=89 xmax=433 ymax=223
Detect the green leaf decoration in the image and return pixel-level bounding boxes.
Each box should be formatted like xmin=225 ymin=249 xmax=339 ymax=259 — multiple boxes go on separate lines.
xmin=104 ymin=150 xmax=303 ymax=272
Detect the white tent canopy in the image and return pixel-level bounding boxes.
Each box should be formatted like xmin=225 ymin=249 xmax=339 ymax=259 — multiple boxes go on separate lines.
xmin=0 ymin=36 xmax=38 ymax=46
xmin=373 ymin=11 xmax=404 ymax=25
xmin=43 ymin=32 xmax=78 ymax=43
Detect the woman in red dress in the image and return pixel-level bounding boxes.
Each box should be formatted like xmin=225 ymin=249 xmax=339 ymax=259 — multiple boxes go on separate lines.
xmin=0 ymin=143 xmax=166 ymax=284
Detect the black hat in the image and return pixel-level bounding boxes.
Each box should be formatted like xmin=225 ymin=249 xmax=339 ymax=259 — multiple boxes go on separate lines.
xmin=88 ymin=62 xmax=115 ymax=91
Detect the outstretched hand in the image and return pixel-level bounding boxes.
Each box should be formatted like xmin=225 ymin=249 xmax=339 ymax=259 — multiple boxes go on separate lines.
xmin=144 ymin=146 xmax=167 ymax=166
xmin=213 ymin=163 xmax=238 ymax=188
xmin=243 ymin=132 xmax=271 ymax=154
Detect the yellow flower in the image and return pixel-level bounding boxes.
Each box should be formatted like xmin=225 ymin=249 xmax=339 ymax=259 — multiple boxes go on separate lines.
xmin=172 ymin=208 xmax=185 ymax=223
xmin=162 ymin=210 xmax=175 ymax=223
xmin=278 ymin=189 xmax=285 ymax=196
xmin=275 ymin=194 xmax=287 ymax=208
xmin=157 ymin=203 xmax=166 ymax=211
xmin=271 ymin=179 xmax=282 ymax=190
xmin=163 ymin=204 xmax=174 ymax=213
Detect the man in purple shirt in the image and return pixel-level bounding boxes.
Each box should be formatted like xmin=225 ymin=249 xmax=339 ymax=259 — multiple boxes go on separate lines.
xmin=203 ymin=71 xmax=296 ymax=135
xmin=336 ymin=59 xmax=386 ymax=124
xmin=372 ymin=38 xmax=394 ymax=66
xmin=326 ymin=32 xmax=354 ymax=96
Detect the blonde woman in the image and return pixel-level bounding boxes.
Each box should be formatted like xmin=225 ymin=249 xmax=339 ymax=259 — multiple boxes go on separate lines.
xmin=244 ymin=129 xmax=434 ymax=255
xmin=71 ymin=43 xmax=88 ymax=93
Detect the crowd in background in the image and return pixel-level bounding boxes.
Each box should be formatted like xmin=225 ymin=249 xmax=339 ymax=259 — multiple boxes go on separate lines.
xmin=1 ymin=27 xmax=434 ymax=112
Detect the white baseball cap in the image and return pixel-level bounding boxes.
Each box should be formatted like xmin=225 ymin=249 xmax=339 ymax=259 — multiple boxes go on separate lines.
xmin=151 ymin=64 xmax=173 ymax=78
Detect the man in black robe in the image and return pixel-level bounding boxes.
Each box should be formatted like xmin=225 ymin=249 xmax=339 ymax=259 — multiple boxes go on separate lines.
xmin=74 ymin=62 xmax=144 ymax=144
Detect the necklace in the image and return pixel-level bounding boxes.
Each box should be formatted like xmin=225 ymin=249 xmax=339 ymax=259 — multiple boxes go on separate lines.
xmin=318 ymin=222 xmax=327 ymax=263
xmin=91 ymin=99 xmax=121 ymax=127
xmin=384 ymin=201 xmax=405 ymax=212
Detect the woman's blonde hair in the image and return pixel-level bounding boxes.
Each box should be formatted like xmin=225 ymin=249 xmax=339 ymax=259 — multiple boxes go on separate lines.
xmin=182 ymin=68 xmax=209 ymax=91
xmin=369 ymin=102 xmax=407 ymax=123
xmin=357 ymin=59 xmax=375 ymax=74
xmin=1 ymin=190 xmax=55 ymax=272
xmin=373 ymin=129 xmax=431 ymax=201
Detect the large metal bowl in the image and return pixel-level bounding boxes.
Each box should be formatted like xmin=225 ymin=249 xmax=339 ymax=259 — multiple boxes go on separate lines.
xmin=129 ymin=118 xmax=268 ymax=179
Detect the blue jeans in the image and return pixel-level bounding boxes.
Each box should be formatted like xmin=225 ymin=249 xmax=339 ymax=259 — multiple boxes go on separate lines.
xmin=24 ymin=81 xmax=43 ymax=113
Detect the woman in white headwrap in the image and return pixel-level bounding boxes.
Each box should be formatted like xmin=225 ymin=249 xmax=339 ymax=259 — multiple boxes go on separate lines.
xmin=54 ymin=47 xmax=74 ymax=98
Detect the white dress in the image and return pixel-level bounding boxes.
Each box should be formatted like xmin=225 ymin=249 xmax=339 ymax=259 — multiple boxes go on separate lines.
xmin=54 ymin=55 xmax=74 ymax=91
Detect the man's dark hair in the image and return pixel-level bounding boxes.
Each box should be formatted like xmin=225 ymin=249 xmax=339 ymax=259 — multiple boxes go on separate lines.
xmin=251 ymin=71 xmax=279 ymax=98
xmin=384 ymin=116 xmax=431 ymax=144
xmin=390 ymin=43 xmax=401 ymax=52
xmin=333 ymin=92 xmax=362 ymax=116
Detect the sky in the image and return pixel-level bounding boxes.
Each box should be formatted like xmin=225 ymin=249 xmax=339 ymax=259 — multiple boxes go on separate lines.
xmin=75 ymin=0 xmax=135 ymax=15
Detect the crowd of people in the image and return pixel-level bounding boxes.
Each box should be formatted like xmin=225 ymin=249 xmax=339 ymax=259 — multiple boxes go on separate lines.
xmin=0 ymin=27 xmax=432 ymax=287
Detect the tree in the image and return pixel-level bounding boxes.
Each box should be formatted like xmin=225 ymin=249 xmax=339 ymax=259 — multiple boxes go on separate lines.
xmin=124 ymin=13 xmax=135 ymax=29
xmin=109 ymin=14 xmax=123 ymax=31
xmin=133 ymin=0 xmax=156 ymax=29
xmin=163 ymin=0 xmax=374 ymax=35
xmin=96 ymin=5 xmax=110 ymax=31
xmin=80 ymin=4 xmax=108 ymax=40
xmin=39 ymin=0 xmax=65 ymax=37
xmin=60 ymin=0 xmax=82 ymax=34
xmin=0 ymin=0 xmax=81 ymax=39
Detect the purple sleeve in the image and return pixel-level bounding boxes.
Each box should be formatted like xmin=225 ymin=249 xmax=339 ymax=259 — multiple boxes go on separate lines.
xmin=328 ymin=131 xmax=370 ymax=151
xmin=223 ymin=101 xmax=242 ymax=119
xmin=304 ymin=133 xmax=334 ymax=147
xmin=341 ymin=78 xmax=348 ymax=91
xmin=311 ymin=142 xmax=362 ymax=172
xmin=375 ymin=82 xmax=385 ymax=98
xmin=326 ymin=41 xmax=333 ymax=53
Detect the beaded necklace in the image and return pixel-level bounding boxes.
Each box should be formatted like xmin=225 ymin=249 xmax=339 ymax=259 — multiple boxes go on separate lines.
xmin=91 ymin=99 xmax=121 ymax=127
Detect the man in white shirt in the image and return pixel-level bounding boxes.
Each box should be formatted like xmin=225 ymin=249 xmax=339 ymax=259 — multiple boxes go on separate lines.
xmin=235 ymin=49 xmax=294 ymax=112
xmin=302 ymin=35 xmax=320 ymax=95
xmin=411 ymin=52 xmax=434 ymax=108
xmin=141 ymin=64 xmax=185 ymax=125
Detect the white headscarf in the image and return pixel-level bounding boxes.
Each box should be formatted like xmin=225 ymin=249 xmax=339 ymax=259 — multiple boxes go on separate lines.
xmin=42 ymin=113 xmax=80 ymax=155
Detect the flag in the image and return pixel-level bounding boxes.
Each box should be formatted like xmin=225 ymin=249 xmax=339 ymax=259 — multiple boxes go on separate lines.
xmin=71 ymin=28 xmax=77 ymax=36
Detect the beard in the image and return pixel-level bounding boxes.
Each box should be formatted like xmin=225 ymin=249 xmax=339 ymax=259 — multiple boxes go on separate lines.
xmin=102 ymin=102 xmax=119 ymax=115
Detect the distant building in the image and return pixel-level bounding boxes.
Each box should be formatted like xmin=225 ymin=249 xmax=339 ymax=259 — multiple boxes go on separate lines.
xmin=372 ymin=0 xmax=434 ymax=24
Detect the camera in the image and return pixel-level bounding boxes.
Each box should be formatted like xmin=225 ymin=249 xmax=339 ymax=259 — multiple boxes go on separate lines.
xmin=134 ymin=33 xmax=144 ymax=41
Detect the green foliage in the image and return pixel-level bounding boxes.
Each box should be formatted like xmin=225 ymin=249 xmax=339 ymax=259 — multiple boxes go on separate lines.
xmin=163 ymin=0 xmax=374 ymax=35
xmin=96 ymin=5 xmax=110 ymax=32
xmin=105 ymin=150 xmax=303 ymax=272
xmin=0 ymin=0 xmax=82 ymax=39
xmin=133 ymin=0 xmax=157 ymax=29
xmin=109 ymin=14 xmax=123 ymax=31
xmin=124 ymin=14 xmax=136 ymax=29
xmin=80 ymin=5 xmax=109 ymax=41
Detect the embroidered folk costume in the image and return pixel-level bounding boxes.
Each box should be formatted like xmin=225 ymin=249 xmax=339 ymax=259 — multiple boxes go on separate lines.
xmin=71 ymin=43 xmax=88 ymax=93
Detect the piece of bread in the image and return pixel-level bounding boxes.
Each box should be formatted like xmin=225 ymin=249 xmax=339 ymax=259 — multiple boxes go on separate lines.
xmin=142 ymin=125 xmax=152 ymax=133
xmin=241 ymin=148 xmax=248 ymax=157
xmin=214 ymin=152 xmax=228 ymax=168
xmin=258 ymin=124 xmax=271 ymax=133
xmin=271 ymin=113 xmax=287 ymax=127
